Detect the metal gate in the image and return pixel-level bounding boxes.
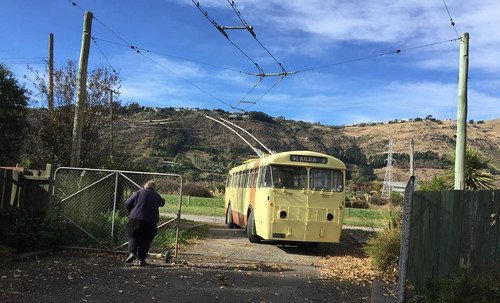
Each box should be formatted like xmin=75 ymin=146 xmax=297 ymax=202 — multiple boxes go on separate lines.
xmin=51 ymin=167 xmax=183 ymax=259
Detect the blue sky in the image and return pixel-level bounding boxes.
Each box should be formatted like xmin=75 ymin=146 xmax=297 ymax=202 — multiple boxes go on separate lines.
xmin=1 ymin=0 xmax=499 ymax=126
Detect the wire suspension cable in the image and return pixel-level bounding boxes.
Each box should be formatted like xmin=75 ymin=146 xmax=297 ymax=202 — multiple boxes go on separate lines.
xmin=91 ymin=37 xmax=247 ymax=74
xmin=191 ymin=0 xmax=262 ymax=75
xmin=136 ymin=51 xmax=235 ymax=109
xmin=226 ymin=0 xmax=287 ymax=75
xmin=442 ymin=0 xmax=460 ymax=38
xmin=296 ymin=37 xmax=461 ymax=73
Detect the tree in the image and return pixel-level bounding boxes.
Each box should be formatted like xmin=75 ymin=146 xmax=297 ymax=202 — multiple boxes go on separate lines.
xmin=418 ymin=176 xmax=448 ymax=191
xmin=27 ymin=61 xmax=121 ymax=167
xmin=420 ymin=148 xmax=496 ymax=191
xmin=452 ymin=148 xmax=495 ymax=190
xmin=0 ymin=64 xmax=28 ymax=165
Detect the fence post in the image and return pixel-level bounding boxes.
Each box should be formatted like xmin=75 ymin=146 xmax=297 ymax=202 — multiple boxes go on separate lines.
xmin=44 ymin=164 xmax=54 ymax=219
xmin=397 ymin=176 xmax=415 ymax=303
xmin=10 ymin=171 xmax=21 ymax=207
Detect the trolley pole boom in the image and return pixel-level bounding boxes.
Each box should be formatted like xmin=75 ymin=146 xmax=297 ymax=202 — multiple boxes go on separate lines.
xmin=204 ymin=114 xmax=263 ymax=158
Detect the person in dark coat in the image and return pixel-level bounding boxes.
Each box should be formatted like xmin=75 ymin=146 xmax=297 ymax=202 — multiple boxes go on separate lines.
xmin=125 ymin=180 xmax=165 ymax=266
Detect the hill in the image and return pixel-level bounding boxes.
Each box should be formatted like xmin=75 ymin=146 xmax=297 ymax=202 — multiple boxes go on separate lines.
xmin=111 ymin=108 xmax=499 ymax=186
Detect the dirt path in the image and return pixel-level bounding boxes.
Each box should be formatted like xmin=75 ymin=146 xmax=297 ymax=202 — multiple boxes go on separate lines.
xmin=1 ymin=223 xmax=371 ymax=302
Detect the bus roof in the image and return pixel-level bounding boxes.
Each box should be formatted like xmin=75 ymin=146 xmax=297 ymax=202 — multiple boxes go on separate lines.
xmin=229 ymin=150 xmax=345 ymax=174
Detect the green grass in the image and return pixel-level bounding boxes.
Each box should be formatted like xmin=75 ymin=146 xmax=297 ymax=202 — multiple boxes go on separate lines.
xmin=343 ymin=208 xmax=400 ymax=228
xmin=160 ymin=194 xmax=224 ymax=217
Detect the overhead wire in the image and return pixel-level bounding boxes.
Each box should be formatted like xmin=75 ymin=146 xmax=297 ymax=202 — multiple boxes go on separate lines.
xmin=67 ymin=0 xmax=466 ymax=115
xmin=295 ymin=38 xmax=461 ymax=73
xmin=442 ymin=0 xmax=460 ymax=38
xmin=91 ymin=37 xmax=247 ymax=74
xmin=226 ymin=0 xmax=287 ymax=75
xmin=0 ymin=57 xmax=47 ymax=65
xmin=193 ymin=0 xmax=293 ymax=108
xmin=136 ymin=50 xmax=237 ymax=110
xmin=68 ymin=0 xmax=236 ymax=110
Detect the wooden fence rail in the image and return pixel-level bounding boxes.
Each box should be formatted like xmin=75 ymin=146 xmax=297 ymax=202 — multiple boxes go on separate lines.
xmin=0 ymin=165 xmax=54 ymax=216
xmin=408 ymin=190 xmax=500 ymax=289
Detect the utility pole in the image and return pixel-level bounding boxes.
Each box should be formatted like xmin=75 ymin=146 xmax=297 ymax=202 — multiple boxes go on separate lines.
xmin=454 ymin=33 xmax=469 ymax=190
xmin=70 ymin=11 xmax=93 ymax=167
xmin=382 ymin=139 xmax=395 ymax=199
xmin=48 ymin=33 xmax=54 ymax=112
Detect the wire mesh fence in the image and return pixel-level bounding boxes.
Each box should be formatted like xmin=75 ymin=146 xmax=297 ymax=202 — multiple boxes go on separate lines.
xmin=51 ymin=167 xmax=182 ymax=258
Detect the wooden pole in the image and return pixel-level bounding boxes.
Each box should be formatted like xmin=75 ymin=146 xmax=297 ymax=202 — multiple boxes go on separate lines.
xmin=454 ymin=33 xmax=469 ymax=190
xmin=48 ymin=33 xmax=54 ymax=112
xmin=70 ymin=11 xmax=93 ymax=167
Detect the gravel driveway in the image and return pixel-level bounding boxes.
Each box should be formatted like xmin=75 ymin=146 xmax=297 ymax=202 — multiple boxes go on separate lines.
xmin=1 ymin=223 xmax=371 ymax=302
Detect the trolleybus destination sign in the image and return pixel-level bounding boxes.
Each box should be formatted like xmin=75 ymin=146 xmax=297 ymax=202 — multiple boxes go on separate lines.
xmin=289 ymin=155 xmax=328 ymax=164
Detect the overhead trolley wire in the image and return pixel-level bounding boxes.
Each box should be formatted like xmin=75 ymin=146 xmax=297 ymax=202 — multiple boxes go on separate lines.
xmin=192 ymin=0 xmax=294 ymax=108
xmin=191 ymin=0 xmax=263 ymax=75
xmin=68 ymin=0 xmax=466 ymax=114
xmin=226 ymin=0 xmax=288 ymax=75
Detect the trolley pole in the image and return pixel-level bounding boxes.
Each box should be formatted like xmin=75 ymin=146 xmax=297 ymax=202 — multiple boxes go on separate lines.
xmin=454 ymin=33 xmax=469 ymax=190
xmin=70 ymin=11 xmax=93 ymax=167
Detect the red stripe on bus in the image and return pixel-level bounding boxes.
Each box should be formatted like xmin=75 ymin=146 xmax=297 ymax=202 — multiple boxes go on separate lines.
xmin=248 ymin=160 xmax=260 ymax=212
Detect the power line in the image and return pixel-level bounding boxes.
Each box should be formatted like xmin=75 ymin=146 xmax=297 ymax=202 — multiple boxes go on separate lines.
xmin=296 ymin=38 xmax=461 ymax=73
xmin=91 ymin=37 xmax=247 ymax=74
xmin=442 ymin=0 xmax=460 ymax=38
xmin=0 ymin=57 xmax=47 ymax=65
xmin=68 ymin=1 xmax=467 ymax=115
xmin=136 ymin=50 xmax=236 ymax=110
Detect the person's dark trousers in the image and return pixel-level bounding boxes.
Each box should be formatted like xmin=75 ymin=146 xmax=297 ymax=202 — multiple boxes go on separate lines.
xmin=127 ymin=218 xmax=158 ymax=261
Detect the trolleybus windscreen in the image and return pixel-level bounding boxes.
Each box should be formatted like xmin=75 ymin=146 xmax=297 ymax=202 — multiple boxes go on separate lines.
xmin=310 ymin=168 xmax=343 ymax=192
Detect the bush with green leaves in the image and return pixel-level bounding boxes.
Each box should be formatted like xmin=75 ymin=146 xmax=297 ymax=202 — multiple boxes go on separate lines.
xmin=411 ymin=266 xmax=500 ymax=303
xmin=363 ymin=215 xmax=401 ymax=280
xmin=183 ymin=182 xmax=213 ymax=197
xmin=0 ymin=206 xmax=67 ymax=253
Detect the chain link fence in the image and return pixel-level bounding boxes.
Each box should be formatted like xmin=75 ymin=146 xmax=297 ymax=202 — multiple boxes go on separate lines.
xmin=51 ymin=167 xmax=183 ymax=259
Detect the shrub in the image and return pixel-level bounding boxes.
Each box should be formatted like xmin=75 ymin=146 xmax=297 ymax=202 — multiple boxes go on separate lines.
xmin=183 ymin=182 xmax=213 ymax=197
xmin=363 ymin=215 xmax=401 ymax=280
xmin=370 ymin=195 xmax=388 ymax=206
xmin=412 ymin=266 xmax=500 ymax=303
xmin=0 ymin=206 xmax=67 ymax=253
xmin=352 ymin=201 xmax=369 ymax=209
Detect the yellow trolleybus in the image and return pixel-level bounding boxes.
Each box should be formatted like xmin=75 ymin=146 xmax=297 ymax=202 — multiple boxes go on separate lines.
xmin=224 ymin=150 xmax=346 ymax=243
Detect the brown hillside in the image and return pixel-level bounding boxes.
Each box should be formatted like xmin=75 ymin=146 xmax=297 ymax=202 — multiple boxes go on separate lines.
xmin=113 ymin=110 xmax=499 ymax=185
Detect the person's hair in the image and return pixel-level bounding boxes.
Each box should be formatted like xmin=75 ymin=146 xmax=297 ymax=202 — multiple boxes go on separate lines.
xmin=144 ymin=180 xmax=157 ymax=191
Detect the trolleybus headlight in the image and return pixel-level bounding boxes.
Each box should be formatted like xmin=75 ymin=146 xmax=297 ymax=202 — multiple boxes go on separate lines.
xmin=279 ymin=211 xmax=287 ymax=219
xmin=327 ymin=213 xmax=334 ymax=221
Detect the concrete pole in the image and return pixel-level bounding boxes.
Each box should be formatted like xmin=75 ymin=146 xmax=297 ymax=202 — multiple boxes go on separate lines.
xmin=454 ymin=33 xmax=469 ymax=190
xmin=70 ymin=11 xmax=93 ymax=167
xmin=48 ymin=33 xmax=54 ymax=112
xmin=409 ymin=139 xmax=414 ymax=177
